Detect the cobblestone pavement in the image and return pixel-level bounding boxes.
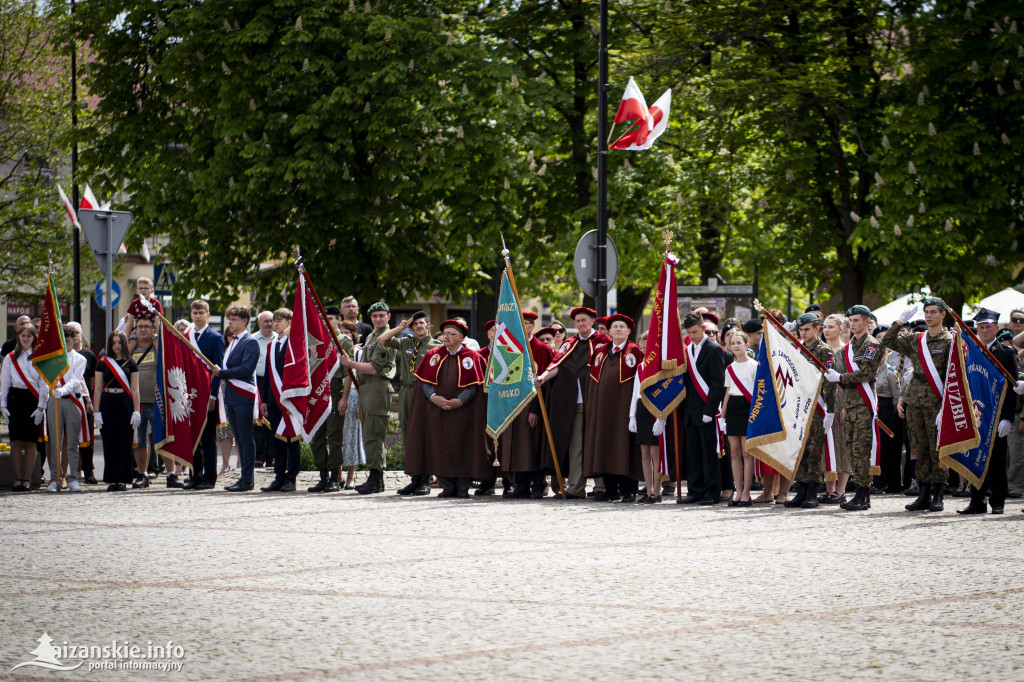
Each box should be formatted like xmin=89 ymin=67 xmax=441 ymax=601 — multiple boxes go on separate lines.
xmin=2 ymin=473 xmax=1023 ymax=681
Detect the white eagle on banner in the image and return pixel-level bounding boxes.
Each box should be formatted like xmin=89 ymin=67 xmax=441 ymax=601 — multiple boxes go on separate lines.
xmin=166 ymin=366 xmax=196 ymax=423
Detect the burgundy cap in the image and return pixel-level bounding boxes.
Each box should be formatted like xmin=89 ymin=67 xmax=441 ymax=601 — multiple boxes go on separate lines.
xmin=440 ymin=319 xmax=469 ymax=336
xmin=570 ymin=306 xmax=598 ymax=320
xmin=607 ymin=313 xmax=635 ymax=331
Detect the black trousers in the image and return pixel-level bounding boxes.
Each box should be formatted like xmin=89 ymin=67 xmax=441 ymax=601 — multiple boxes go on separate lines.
xmin=971 ymin=435 xmax=1008 ymax=508
xmin=80 ymin=412 xmax=95 ymax=475
xmin=515 ymin=470 xmax=546 ymax=492
xmin=254 ymin=380 xmax=272 ymax=464
xmin=193 ymin=402 xmax=219 ymax=484
xmin=685 ymin=419 xmax=721 ymax=502
xmin=603 ymin=473 xmax=638 ymax=497
xmin=877 ymin=396 xmax=904 ymax=491
xmin=272 ymin=438 xmax=301 ymax=482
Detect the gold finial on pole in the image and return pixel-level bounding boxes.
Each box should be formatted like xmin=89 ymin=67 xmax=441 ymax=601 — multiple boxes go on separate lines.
xmin=662 ymin=229 xmax=673 ymax=252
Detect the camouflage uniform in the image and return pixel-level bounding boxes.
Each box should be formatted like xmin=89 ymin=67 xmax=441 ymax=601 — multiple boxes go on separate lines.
xmin=311 ymin=332 xmax=354 ymax=473
xmin=385 ymin=333 xmax=441 ymax=438
xmin=794 ymin=337 xmax=836 ymax=484
xmin=358 ymin=327 xmax=397 ymax=470
xmin=835 ymin=332 xmax=883 ymax=488
xmin=880 ymin=323 xmax=953 ymax=487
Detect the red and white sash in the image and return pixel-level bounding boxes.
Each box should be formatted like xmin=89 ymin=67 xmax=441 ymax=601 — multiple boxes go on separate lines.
xmin=917 ymin=332 xmax=943 ymax=399
xmin=57 ymin=375 xmax=90 ymax=446
xmin=220 ymin=336 xmax=263 ymax=425
xmin=101 ymin=357 xmax=133 ymax=397
xmin=815 ymin=395 xmax=837 ymax=477
xmin=9 ymin=354 xmax=40 ymax=399
xmin=844 ymin=342 xmax=881 ymax=472
xmin=726 ymin=362 xmax=755 ymax=403
xmin=267 ymin=341 xmax=300 ymax=440
xmin=687 ymin=341 xmax=724 ymax=456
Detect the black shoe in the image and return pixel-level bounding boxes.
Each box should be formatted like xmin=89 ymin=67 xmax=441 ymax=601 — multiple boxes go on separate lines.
xmin=474 ymin=482 xmax=495 ymax=496
xmin=734 ymin=499 xmax=752 ymax=507
xmin=397 ymin=474 xmax=421 ymax=496
xmin=638 ymin=494 xmax=652 ymax=504
xmin=783 ymin=482 xmax=808 ymax=508
xmin=592 ymin=490 xmax=618 ymax=502
xmin=225 ymin=480 xmax=254 ymax=492
xmin=166 ymin=474 xmax=185 ymax=489
xmin=529 ymin=488 xmax=546 ymax=499
xmin=261 ymin=479 xmax=285 ymax=492
xmin=957 ymin=501 xmax=987 ymax=515
xmin=308 ymin=471 xmax=330 ymax=493
xmin=84 ymin=474 xmax=98 ymax=485
xmin=280 ymin=480 xmax=296 ymax=492
xmin=905 ymin=483 xmax=931 ymax=511
xmin=193 ymin=481 xmax=215 ymax=490
xmin=928 ymin=485 xmax=945 ymax=512
xmin=509 ymin=484 xmax=531 ymax=499
xmin=677 ymin=495 xmax=700 ymax=505
xmin=834 ymin=493 xmax=847 ymax=506
xmin=618 ymin=493 xmax=636 ymax=503
xmin=356 ymin=469 xmax=384 ymax=495
xmin=413 ymin=478 xmax=430 ymax=495
xmin=698 ymin=498 xmax=718 ymax=506
xmin=586 ymin=491 xmax=596 ymax=498
xmin=991 ymin=506 xmax=1004 ymax=514
xmin=841 ymin=486 xmax=871 ymax=511
xmin=324 ymin=473 xmax=341 ymax=493
xmin=132 ymin=475 xmax=150 ymax=489
xmin=818 ymin=492 xmax=841 ymax=505
xmin=801 ymin=482 xmax=820 ymax=508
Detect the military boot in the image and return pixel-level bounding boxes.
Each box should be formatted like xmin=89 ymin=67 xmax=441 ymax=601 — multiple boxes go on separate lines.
xmin=905 ymin=483 xmax=931 ymax=511
xmin=801 ymin=482 xmax=820 ymax=508
xmin=307 ymin=470 xmax=330 ymax=493
xmin=357 ymin=469 xmax=385 ymax=495
xmin=396 ymin=474 xmax=421 ymax=496
xmin=324 ymin=471 xmax=341 ymax=493
xmin=841 ymin=486 xmax=871 ymax=511
xmin=783 ymin=482 xmax=807 ymax=508
xmin=927 ymin=483 xmax=944 ymax=512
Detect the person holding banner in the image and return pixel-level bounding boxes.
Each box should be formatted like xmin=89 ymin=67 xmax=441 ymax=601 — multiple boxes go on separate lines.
xmin=92 ymin=331 xmax=141 ymax=492
xmin=824 ymin=305 xmax=883 ymax=511
xmin=1 ymin=324 xmax=48 ymax=491
xmin=260 ymin=309 xmax=302 ymax=492
xmin=212 ymin=306 xmax=261 ymax=492
xmin=721 ymin=330 xmax=756 ymax=506
xmin=958 ymin=310 xmax=1017 ymax=514
xmin=185 ymin=300 xmax=225 ymax=490
xmin=678 ymin=311 xmax=727 ymax=505
xmin=880 ymin=298 xmax=954 ymax=512
xmin=47 ymin=326 xmax=91 ymax=492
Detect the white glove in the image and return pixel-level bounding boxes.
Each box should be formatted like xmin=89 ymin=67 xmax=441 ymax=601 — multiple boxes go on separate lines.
xmin=94 ymin=413 xmax=103 ymax=429
xmin=1 ymin=407 xmax=9 ymax=420
xmin=130 ymin=411 xmax=141 ymax=428
xmin=628 ymin=416 xmax=637 ymax=433
xmin=1014 ymin=380 xmax=1024 ymax=396
xmin=53 ymin=385 xmax=66 ymax=398
xmin=822 ymin=413 xmax=834 ymax=432
xmin=898 ymin=305 xmax=920 ymax=324
xmin=32 ymin=408 xmax=45 ymax=426
xmin=824 ymin=369 xmax=842 ymax=383
xmin=998 ymin=419 xmax=1012 ymax=438
xmin=783 ymin=321 xmax=796 ymax=332
xmin=717 ymin=417 xmax=726 ymax=432
xmin=935 ymin=412 xmax=941 ymax=428
xmin=702 ymin=414 xmax=713 ymax=424
xmin=652 ymin=419 xmax=666 ymax=436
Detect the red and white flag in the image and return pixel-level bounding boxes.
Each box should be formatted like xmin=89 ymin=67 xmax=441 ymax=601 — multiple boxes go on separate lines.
xmin=57 ymin=184 xmax=80 ymax=228
xmin=81 ymin=185 xmax=127 ymax=254
xmin=610 ymin=77 xmax=671 ymax=151
xmin=281 ymin=272 xmax=340 ymax=442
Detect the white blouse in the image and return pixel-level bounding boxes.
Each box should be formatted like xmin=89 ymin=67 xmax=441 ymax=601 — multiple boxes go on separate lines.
xmin=0 ymin=351 xmax=49 ymax=409
xmin=724 ymin=359 xmax=758 ymax=397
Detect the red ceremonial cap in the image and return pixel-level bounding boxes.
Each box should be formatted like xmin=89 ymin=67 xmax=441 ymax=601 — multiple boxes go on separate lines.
xmin=701 ymin=312 xmax=720 ymax=325
xmin=606 ymin=313 xmax=635 ymax=331
xmin=570 ymin=306 xmax=598 ymax=320
xmin=595 ymin=316 xmax=609 ymax=326
xmin=484 ymin=319 xmax=496 ymax=333
xmin=535 ymin=327 xmax=555 ymax=337
xmin=440 ymin=319 xmax=468 ymax=336
xmin=522 ymin=311 xmax=539 ymax=322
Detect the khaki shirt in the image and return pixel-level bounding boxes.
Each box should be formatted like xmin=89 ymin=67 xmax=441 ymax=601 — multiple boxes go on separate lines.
xmin=358 ymin=327 xmax=397 ymax=383
xmin=835 ymin=332 xmax=882 ymax=410
xmin=385 ymin=333 xmax=441 ymax=385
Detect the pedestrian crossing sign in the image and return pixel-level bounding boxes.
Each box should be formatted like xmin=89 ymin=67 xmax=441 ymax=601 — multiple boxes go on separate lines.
xmin=154 ymin=264 xmax=176 ymax=295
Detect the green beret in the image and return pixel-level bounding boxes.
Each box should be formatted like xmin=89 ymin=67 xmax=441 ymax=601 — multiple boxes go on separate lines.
xmin=845 ymin=304 xmax=872 ymax=317
xmin=367 ymin=301 xmax=389 ymax=314
xmin=796 ymin=313 xmax=821 ymax=328
xmin=921 ymin=297 xmax=947 ymax=311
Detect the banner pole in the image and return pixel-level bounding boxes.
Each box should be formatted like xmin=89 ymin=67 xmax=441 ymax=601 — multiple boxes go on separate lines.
xmin=940 ymin=300 xmax=1017 ymax=383
xmin=502 ymin=244 xmax=566 ymax=499
xmin=154 ymin=312 xmax=215 ymax=368
xmin=672 ymin=410 xmax=681 ymax=499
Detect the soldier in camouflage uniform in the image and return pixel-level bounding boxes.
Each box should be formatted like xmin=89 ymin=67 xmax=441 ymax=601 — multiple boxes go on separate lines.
xmin=785 ymin=313 xmax=836 ymax=509
xmin=880 ymin=297 xmax=954 ymax=512
xmin=307 ymin=316 xmax=355 ymax=493
xmin=824 ymin=305 xmax=883 ymax=511
xmin=376 ymin=311 xmax=441 ymax=495
xmin=339 ymin=301 xmax=397 ymax=495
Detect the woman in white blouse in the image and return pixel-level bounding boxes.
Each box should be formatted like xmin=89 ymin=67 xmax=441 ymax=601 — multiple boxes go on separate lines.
xmin=722 ymin=331 xmax=757 ymax=506
xmin=1 ymin=324 xmax=48 ymax=491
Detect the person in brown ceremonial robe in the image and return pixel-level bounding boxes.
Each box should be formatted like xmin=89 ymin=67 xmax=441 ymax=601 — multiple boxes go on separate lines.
xmin=404 ymin=319 xmax=493 ymax=498
xmin=583 ymin=314 xmax=643 ymax=502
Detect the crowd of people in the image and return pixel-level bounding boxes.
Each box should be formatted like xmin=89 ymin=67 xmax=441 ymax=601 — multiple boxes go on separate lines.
xmin=5 ymin=283 xmax=1024 ymax=517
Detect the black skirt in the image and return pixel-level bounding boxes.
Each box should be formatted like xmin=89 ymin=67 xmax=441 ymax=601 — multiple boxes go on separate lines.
xmin=7 ymin=387 xmax=40 ymax=442
xmin=725 ymin=394 xmax=751 ymax=437
xmin=634 ymin=400 xmax=659 ymax=446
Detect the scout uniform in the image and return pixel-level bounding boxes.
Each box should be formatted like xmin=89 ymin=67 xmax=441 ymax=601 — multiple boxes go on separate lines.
xmin=309 ymin=330 xmax=354 ymax=492
xmin=356 ymin=302 xmax=398 ymax=494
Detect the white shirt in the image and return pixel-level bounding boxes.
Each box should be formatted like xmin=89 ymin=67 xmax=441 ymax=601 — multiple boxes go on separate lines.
xmin=0 ymin=351 xmax=48 ymax=410
xmin=56 ymin=350 xmax=88 ymax=398
xmin=724 ymin=359 xmax=757 ymax=397
xmin=255 ymin=330 xmax=278 ymax=377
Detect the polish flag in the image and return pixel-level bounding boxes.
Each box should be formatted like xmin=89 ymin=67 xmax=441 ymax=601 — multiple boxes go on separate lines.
xmin=610 ymin=77 xmax=671 ymax=151
xmin=57 ymin=184 xmax=79 ymax=228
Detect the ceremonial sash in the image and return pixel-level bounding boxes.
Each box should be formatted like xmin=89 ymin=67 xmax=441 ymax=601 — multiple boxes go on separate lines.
xmin=101 ymin=357 xmax=133 ymax=397
xmin=220 ymin=335 xmax=264 ymax=425
xmin=726 ymin=362 xmax=754 ymax=403
xmin=57 ymin=375 xmax=90 ymax=447
xmin=917 ymin=332 xmax=943 ymax=400
xmin=267 ymin=342 xmax=301 ymax=441
xmin=687 ymin=341 xmax=724 ymax=456
xmin=10 ymin=354 xmax=40 ymax=399
xmin=844 ymin=343 xmax=881 ymax=474
xmin=815 ymin=395 xmax=837 ymax=479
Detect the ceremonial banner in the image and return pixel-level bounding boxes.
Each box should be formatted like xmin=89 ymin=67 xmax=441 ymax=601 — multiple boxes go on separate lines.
xmin=485 ymin=270 xmax=537 ymax=442
xmin=282 ymin=272 xmax=339 ymax=443
xmin=936 ymin=332 xmax=980 ymax=457
xmin=745 ymin=323 xmax=823 ymax=480
xmin=639 ymin=254 xmax=687 ymax=419
xmin=940 ymin=331 xmax=1003 ymax=486
xmin=154 ymin=325 xmax=211 ymax=470
xmin=32 ymin=275 xmax=69 ymax=388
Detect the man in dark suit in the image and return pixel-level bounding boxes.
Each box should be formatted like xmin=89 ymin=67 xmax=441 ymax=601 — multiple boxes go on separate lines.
xmin=959 ymin=309 xmax=1017 ymax=515
xmin=213 ymin=306 xmax=261 ymax=492
xmin=185 ymin=300 xmax=224 ymax=490
xmin=678 ymin=311 xmax=726 ymax=505
xmin=259 ymin=308 xmax=301 ymax=492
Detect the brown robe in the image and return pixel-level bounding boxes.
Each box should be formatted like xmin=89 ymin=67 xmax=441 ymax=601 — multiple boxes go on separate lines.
xmin=405 ymin=345 xmax=494 ymax=482
xmin=540 ymin=331 xmax=611 ymax=474
xmin=583 ymin=340 xmax=643 ymax=480
xmin=498 ymin=337 xmax=553 ymax=472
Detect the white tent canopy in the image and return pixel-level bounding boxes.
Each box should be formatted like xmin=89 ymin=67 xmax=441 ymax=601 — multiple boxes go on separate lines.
xmin=967 ymin=288 xmax=1024 ymax=324
xmin=871 ymin=287 xmax=1024 ymax=325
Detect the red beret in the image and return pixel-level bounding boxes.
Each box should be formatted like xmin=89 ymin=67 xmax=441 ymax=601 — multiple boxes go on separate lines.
xmin=595 ymin=316 xmax=609 ymax=326
xmin=535 ymin=327 xmax=555 ymax=337
xmin=606 ymin=313 xmax=635 ymax=331
xmin=702 ymin=312 xmax=720 ymax=325
xmin=440 ymin=319 xmax=468 ymax=336
xmin=484 ymin=320 xmax=496 ymax=332
xmin=522 ymin=311 xmax=539 ymax=322
xmin=570 ymin=306 xmax=597 ymax=320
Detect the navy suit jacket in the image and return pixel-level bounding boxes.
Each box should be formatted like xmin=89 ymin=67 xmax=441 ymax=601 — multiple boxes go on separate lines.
xmin=219 ymin=331 xmax=261 ymax=407
xmin=192 ymin=326 xmax=225 ymax=397
xmin=259 ymin=338 xmax=287 ymax=421
xmin=683 ymin=337 xmax=727 ymax=425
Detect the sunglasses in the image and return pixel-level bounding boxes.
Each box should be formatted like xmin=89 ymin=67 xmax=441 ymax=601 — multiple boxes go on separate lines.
xmin=552 ymin=328 xmax=566 ymax=333
xmin=1012 ymin=318 xmax=1024 ymax=324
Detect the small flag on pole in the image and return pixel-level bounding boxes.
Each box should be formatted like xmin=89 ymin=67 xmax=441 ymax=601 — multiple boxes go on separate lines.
xmin=609 ymin=76 xmax=671 ymax=151
xmin=484 ymin=269 xmax=536 ymax=442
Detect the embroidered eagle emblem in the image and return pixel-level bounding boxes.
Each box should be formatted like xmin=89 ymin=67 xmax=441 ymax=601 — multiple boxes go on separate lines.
xmin=166 ymin=366 xmax=196 ymax=424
